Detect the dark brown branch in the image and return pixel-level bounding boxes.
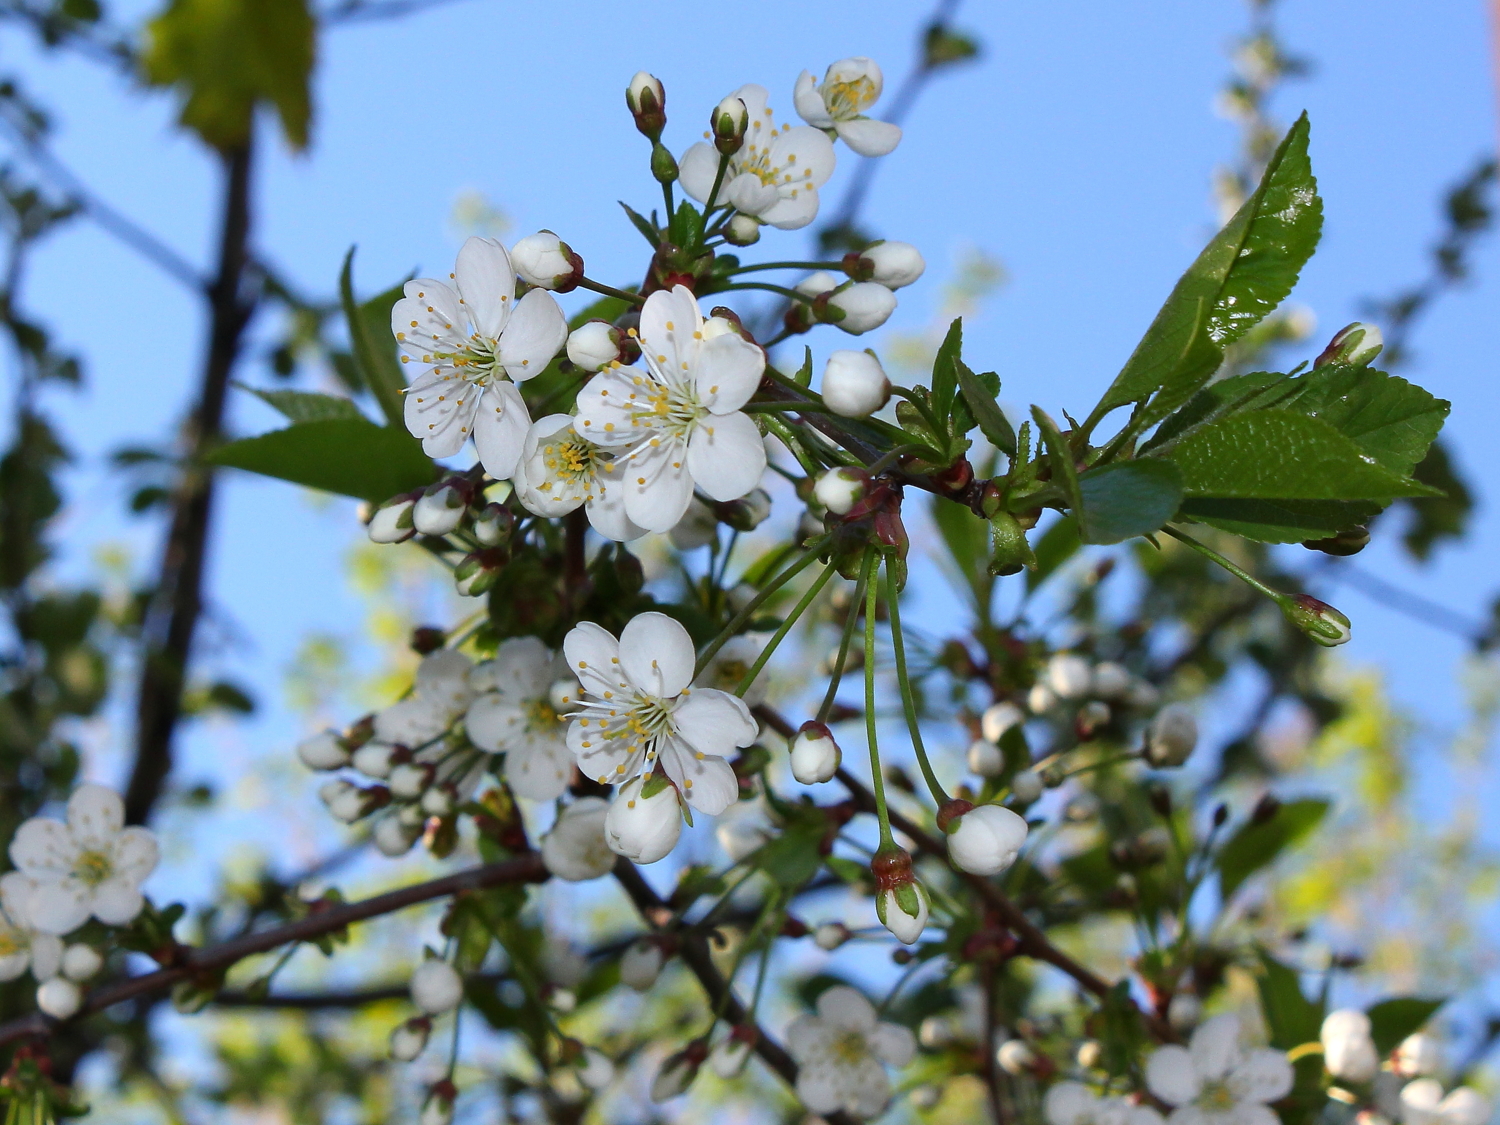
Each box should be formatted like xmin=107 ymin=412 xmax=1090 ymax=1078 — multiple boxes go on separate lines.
xmin=125 ymin=139 xmax=257 ymax=827
xmin=0 ymin=852 xmax=548 ymax=1046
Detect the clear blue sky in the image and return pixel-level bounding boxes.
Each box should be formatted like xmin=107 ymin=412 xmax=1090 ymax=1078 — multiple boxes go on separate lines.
xmin=5 ymin=0 xmax=1497 ymax=874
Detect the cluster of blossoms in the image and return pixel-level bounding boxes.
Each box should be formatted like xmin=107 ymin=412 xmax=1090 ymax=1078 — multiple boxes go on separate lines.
xmin=1320 ymin=1011 xmax=1491 ymax=1125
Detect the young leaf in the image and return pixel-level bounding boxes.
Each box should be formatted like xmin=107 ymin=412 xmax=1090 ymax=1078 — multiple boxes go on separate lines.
xmin=1366 ymin=997 xmax=1444 ymax=1056
xmin=1217 ymin=797 xmax=1330 ymax=901
xmin=1276 ymin=364 xmax=1450 ymax=477
xmin=1256 ymin=949 xmax=1325 ymax=1049
xmin=955 ymin=360 xmax=1016 ymax=456
xmin=1031 ymin=406 xmax=1081 ymax=511
xmin=239 ymin=385 xmax=364 ymax=424
xmin=1176 ymin=497 xmax=1382 ymax=544
xmin=340 ymin=249 xmax=407 ymax=429
xmin=209 ymin=417 xmax=436 ymax=503
xmin=930 ymin=318 xmax=963 ymax=425
xmin=1142 ymin=370 xmax=1291 ymax=454
xmin=618 ymin=201 xmax=660 ymax=246
xmin=1076 ymin=460 xmax=1183 ymax=544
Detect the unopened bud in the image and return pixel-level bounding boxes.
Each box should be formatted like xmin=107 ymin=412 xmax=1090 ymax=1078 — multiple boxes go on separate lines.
xmin=871 ymin=847 xmax=927 ymax=944
xmin=850 ymin=240 xmax=926 ymax=290
xmin=988 ymin=508 xmax=1036 ymax=576
xmin=472 ymin=502 xmax=510 ymax=547
xmin=813 ymin=467 xmax=869 ymax=516
xmin=719 ymin=488 xmax=772 ymax=532
xmin=566 ymin=320 xmax=625 ymax=372
xmin=511 ymin=231 xmax=583 ymax=292
xmin=711 ymin=95 xmax=749 ymax=154
xmin=1316 ymin=322 xmax=1384 ymax=368
xmin=650 ymin=1042 xmax=705 ymax=1102
xmin=367 ymin=494 xmax=418 ymax=544
xmin=1145 ymin=705 xmax=1198 ymax=767
xmin=820 ymin=350 xmax=891 ymax=418
xmin=725 ymin=214 xmax=761 ymax=246
xmin=1091 ymin=661 xmax=1132 ymax=700
xmin=967 ymin=738 xmax=1004 ymax=778
xmin=626 ymin=71 xmax=666 ymax=140
xmin=669 ymin=496 xmax=719 ymax=550
xmin=1302 ymin=524 xmax=1370 ymax=556
xmin=981 ymin=701 xmax=1024 ymax=744
xmin=420 ymin=783 xmax=457 ymax=817
xmin=36 ymin=978 xmax=81 ymax=1019
xmin=946 ymin=803 xmax=1029 ymax=876
xmin=789 ymin=720 xmax=841 ymax=784
xmin=1282 ymin=594 xmax=1352 ymax=647
xmin=620 ymin=939 xmax=665 ymax=991
xmin=1009 ymin=768 xmax=1042 ymax=805
xmin=996 ymin=1039 xmax=1036 ymax=1075
xmin=413 ymin=482 xmax=467 ymax=537
xmin=650 ymin=142 xmax=678 ymax=185
xmin=1045 ymin=653 xmax=1092 ymax=699
xmin=813 ymin=922 xmax=851 ymax=950
xmin=1169 ymin=993 xmax=1203 ymax=1032
xmin=374 ymin=814 xmax=420 ymax=856
xmin=389 ymin=762 xmax=434 ymax=800
xmin=297 ymin=730 xmax=350 ymax=771
xmin=61 ymin=943 xmax=102 ymax=981
xmin=411 ymin=960 xmax=464 ymax=1015
xmin=1076 ymin=1040 xmax=1103 ymax=1069
xmin=319 ymin=778 xmax=388 ymax=823
xmin=827 ymin=281 xmax=897 ymax=335
xmin=454 ymin=550 xmax=503 ymax=597
xmin=351 ymin=741 xmax=397 ymax=779
xmin=390 ymin=1016 xmax=432 ymax=1061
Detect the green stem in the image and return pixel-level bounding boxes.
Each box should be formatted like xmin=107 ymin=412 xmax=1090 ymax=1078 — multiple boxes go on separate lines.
xmin=661 ymin=179 xmax=674 ymax=220
xmin=716 ymin=280 xmax=816 ymax=303
xmin=741 ymin=400 xmax=835 ymax=414
xmin=702 ymin=152 xmax=732 ymax=215
xmin=694 ymin=535 xmax=833 ymax=677
xmin=1161 ymin=525 xmax=1292 ymax=608
xmin=728 ymin=260 xmax=844 ymax=275
xmin=759 ymin=414 xmax=827 ymax=477
xmin=818 ymin=561 xmax=870 ymax=723
xmin=575 ymin=277 xmax=644 ymax=306
xmin=735 ymin=563 xmax=838 ymax=696
xmin=884 ymin=554 xmax=950 ymax=807
xmin=862 ymin=548 xmax=897 ymax=851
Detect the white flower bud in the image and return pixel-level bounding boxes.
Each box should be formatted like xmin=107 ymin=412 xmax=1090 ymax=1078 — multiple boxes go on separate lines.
xmin=669 ymin=495 xmax=719 ymax=550
xmin=828 ymin=281 xmax=897 ymax=335
xmin=605 ymin=777 xmax=682 ymax=864
xmin=419 ymin=1093 xmax=454 ymax=1125
xmin=981 ymin=701 xmax=1024 ymax=743
xmin=566 ymin=320 xmax=622 ymax=372
xmin=1284 ymin=594 xmax=1352 ymax=647
xmin=542 ymin=797 xmax=615 ymax=881
xmin=947 ymin=804 xmax=1029 ymax=875
xmin=1402 ymin=1079 xmax=1447 ymax=1125
xmin=789 ymin=721 xmax=841 ymax=784
xmin=820 ymin=350 xmax=891 ymax=418
xmin=813 ymin=922 xmax=851 ymax=950
xmin=1398 ymin=1033 xmax=1442 ymax=1077
xmin=36 ymin=978 xmax=81 ymax=1019
xmin=919 ymin=1016 xmax=954 ymax=1048
xmin=472 ymin=503 xmax=507 ymax=546
xmin=1322 ymin=1009 xmax=1379 ymax=1083
xmin=650 ymin=1052 xmax=699 ymax=1103
xmin=997 ymin=1039 xmax=1035 ymax=1075
xmin=512 ymin=230 xmax=580 ymax=291
xmin=710 ymin=1037 xmax=752 ymax=1078
xmin=388 ymin=762 xmax=431 ymax=800
xmin=876 ymin=881 xmax=928 ymax=944
xmin=1076 ymin=1040 xmax=1103 ymax=1069
xmin=725 ymin=214 xmax=761 ymax=246
xmin=413 ymin=483 xmax=466 ymax=537
xmin=1440 ymin=1089 xmax=1491 ymax=1125
xmin=1168 ymin=993 xmax=1202 ymax=1032
xmin=620 ymin=939 xmax=664 ymax=991
xmin=1091 ymin=661 xmax=1132 ymax=700
xmin=320 ymin=779 xmax=377 ymax=823
xmin=1027 ymin=682 xmax=1057 ymax=714
xmin=373 ymin=815 xmax=418 ymax=857
xmin=390 ymin=1016 xmax=431 ymax=1061
xmin=296 ymin=730 xmax=349 ymax=771
xmin=626 ymin=71 xmax=664 ymax=115
xmin=1045 ymin=654 xmax=1093 ymax=699
xmin=967 ymin=738 xmax=1004 ymax=777
xmin=712 ymin=95 xmax=749 ymax=144
xmin=60 ymin=944 xmax=102 ymax=982
xmin=578 ymin=1048 xmax=615 ymax=1090
xmin=410 ymin=960 xmax=464 ymax=1014
xmin=368 ymin=497 xmax=416 ymax=544
xmin=796 ymin=270 xmax=840 ymax=298
xmin=420 ymin=785 xmax=455 ymax=817
xmin=1145 ymin=705 xmax=1198 ymax=767
xmin=859 ymin=241 xmax=925 ymax=289
xmin=351 ymin=742 xmax=396 ymax=779
xmin=1317 ymin=322 xmax=1384 ymax=368
xmin=1010 ymin=768 xmax=1043 ymax=805
xmin=397 ymin=802 xmax=428 ymax=830
xmin=813 ymin=467 xmax=867 ymax=515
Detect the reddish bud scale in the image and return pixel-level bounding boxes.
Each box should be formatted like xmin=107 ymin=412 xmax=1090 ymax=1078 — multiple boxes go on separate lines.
xmin=410 ymin=626 xmax=446 ymax=654
xmin=345 ymin=714 xmax=376 ymax=747
xmin=840 ymin=250 xmax=873 ymax=281
xmin=728 ymin=1024 xmax=759 ymax=1046
xmin=430 ymin=1079 xmax=458 ymax=1102
xmin=683 ymin=1040 xmax=710 ymax=1066
xmin=870 ymin=846 xmax=915 ymax=892
xmin=553 ymin=249 xmax=586 ymax=294
xmin=930 ymin=458 xmax=974 ymax=496
xmin=935 ymin=797 xmax=975 ymax=834
xmin=780 ymin=917 xmax=808 ymax=938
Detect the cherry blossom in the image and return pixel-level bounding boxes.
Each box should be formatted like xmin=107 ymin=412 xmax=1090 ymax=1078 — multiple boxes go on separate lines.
xmin=785 ymin=985 xmax=915 ymax=1119
xmin=513 ymin=414 xmax=644 ymax=541
xmin=1145 ymin=1013 xmax=1292 ymax=1125
xmin=1045 ymin=1081 xmax=1166 ymax=1125
xmin=793 ymin=57 xmax=902 ymax=157
xmin=465 ymin=636 xmax=575 ymax=800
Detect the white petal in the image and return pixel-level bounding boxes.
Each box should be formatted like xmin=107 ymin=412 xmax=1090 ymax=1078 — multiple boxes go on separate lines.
xmin=66 ymin=784 xmax=125 ymax=849
xmin=785 ymin=1014 xmax=827 ymax=1060
xmin=454 ymin=236 xmax=516 ymax=339
xmin=677 ymin=142 xmax=721 ymax=204
xmin=28 ymin=934 xmax=61 ymax=981
xmin=696 ymin=332 xmax=765 ymax=414
xmin=1044 ymin=1082 xmax=1097 ymax=1125
xmin=0 ymin=874 xmax=38 ymax=928
xmin=569 ymin=723 xmax=641 ymax=787
xmin=1146 ymin=1045 xmax=1202 ymax=1106
xmin=732 ymin=83 xmax=771 ymax=121
xmin=405 ymin=378 xmax=481 ymax=459
xmin=1190 ymin=1014 xmax=1244 ymax=1082
xmin=473 ymin=382 xmax=531 ymax=480
xmin=686 ymin=411 xmax=766 ymax=501
xmin=91 ymin=879 xmax=144 ymax=926
xmin=639 ymin=286 xmax=703 ymax=382
xmin=573 ymin=369 xmax=645 ymax=448
xmin=793 ymin=70 xmax=833 ymax=126
xmin=1226 ymin=1104 xmax=1280 ymax=1125
xmin=585 ymin=486 xmax=647 ymax=542
xmin=759 ymin=187 xmax=822 ymax=231
xmin=674 ymin=688 xmax=758 ymax=756
xmin=1229 ymin=1050 xmax=1293 ymax=1104
xmin=618 ymin=612 xmax=696 ymax=698
xmin=465 ymin=696 xmax=527 ymax=752
xmin=10 ymin=819 xmax=77 ymax=880
xmin=490 ymin=636 xmax=555 ymax=698
xmin=836 ymin=117 xmax=902 ymax=157
xmin=111 ymin=828 xmax=159 ymax=885
xmin=870 ymin=1021 xmax=916 ymax=1067
xmin=622 ymin=440 xmax=695 ymax=532
xmin=795 ymin=1065 xmax=845 ymax=1115
xmin=725 ymin=173 xmax=781 ymax=218
xmin=416 ymin=649 xmax=474 ymax=702
xmin=375 ymin=697 xmax=449 ymax=746
xmin=563 ymin=621 xmax=624 ymax=698
xmin=768 ymin=125 xmax=837 ymax=188
xmin=27 ymin=881 xmax=92 ymax=936
xmin=658 ymin=742 xmax=738 ymax=815
xmin=816 ymin=985 xmax=877 ymax=1032
xmin=395 ymin=278 xmax=465 ymax=348
xmin=497 ymin=288 xmax=567 ymax=382
xmin=851 ymin=1061 xmax=894 ymax=1118
xmin=0 ymin=951 xmax=28 ymax=982
xmin=505 ymin=734 xmax=574 ymax=801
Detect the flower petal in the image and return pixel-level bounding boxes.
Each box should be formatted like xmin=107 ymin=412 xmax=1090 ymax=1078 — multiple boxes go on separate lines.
xmin=851 ymin=1061 xmax=894 ymax=1118
xmin=27 ymin=881 xmax=92 ymax=936
xmin=374 ymin=698 xmax=449 ymax=746
xmin=686 ymin=411 xmax=766 ymax=501
xmin=696 ymin=332 xmax=765 ymax=414
xmin=569 ymin=725 xmax=641 ymax=787
xmin=725 ymin=173 xmax=781 ymax=218
xmin=1227 ymin=1104 xmax=1280 ymax=1125
xmin=0 ymin=951 xmax=29 ymax=982
xmin=622 ymin=440 xmax=695 ymax=532
xmin=563 ymin=621 xmax=624 ymax=698
xmin=111 ymin=828 xmax=159 ymax=885
xmin=10 ymin=819 xmax=76 ymax=880
xmin=658 ymin=742 xmax=738 ymax=815
xmin=91 ymin=879 xmax=144 ymax=926
xmin=29 ymin=934 xmax=61 ymax=981
xmin=491 ymin=636 xmax=554 ymax=699
xmin=836 ymin=117 xmax=902 ymax=157
xmin=816 ymin=985 xmax=877 ymax=1032
xmin=574 ymin=368 xmax=645 ymax=448
xmin=1229 ymin=1049 xmax=1293 ymax=1104
xmin=465 ymin=696 xmax=527 ymax=752
xmin=505 ymin=733 xmax=573 ymax=801
xmin=639 ymin=286 xmax=703 ymax=382
xmin=1146 ymin=1045 xmax=1201 ymax=1106
xmin=619 ymin=612 xmax=696 ymax=698
xmin=1190 ymin=1014 xmax=1243 ymax=1082
xmin=497 ymin=288 xmax=566 ymax=382
xmin=769 ymin=125 xmax=837 ymax=188
xmin=1044 ymin=1081 xmax=1097 ymax=1125
xmin=473 ymin=381 xmax=531 ymax=480
xmin=393 ymin=278 xmax=465 ymax=355
xmin=454 ymin=236 xmax=516 ymax=339
xmin=759 ymin=187 xmax=822 ymax=230
xmin=677 ymin=142 xmax=720 ymax=204
xmin=870 ymin=1021 xmax=916 ymax=1067
xmin=785 ymin=1013 xmax=827 ymax=1060
xmin=674 ymin=688 xmax=758 ymax=757
xmin=404 ymin=377 xmax=481 ymax=459
xmin=586 ymin=486 xmax=647 ymax=542
xmin=67 ymin=784 xmax=124 ymax=849
xmin=793 ymin=70 xmax=833 ymax=126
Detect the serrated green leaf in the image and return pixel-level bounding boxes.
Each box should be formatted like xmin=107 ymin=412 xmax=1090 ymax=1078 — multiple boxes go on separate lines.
xmin=340 ymin=248 xmax=407 ymax=429
xmin=930 ymin=318 xmax=962 ymax=424
xmin=955 ymin=359 xmax=1015 ymax=456
xmin=1032 ymin=406 xmax=1081 ymax=510
xmin=142 ymin=0 xmax=315 ymax=150
xmin=240 ymin=385 xmax=364 ymax=423
xmin=1076 ymin=460 xmax=1183 ymax=544
xmin=1257 ymin=949 xmax=1324 ymax=1049
xmin=1217 ymin=798 xmax=1330 ymax=901
xmin=1176 ymin=497 xmax=1382 ymax=543
xmin=1143 ymin=370 xmax=1291 ymax=453
xmin=1278 ymin=365 xmax=1449 ymax=477
xmin=1366 ymin=997 xmax=1444 ymax=1056
xmin=209 ymin=417 xmax=436 ymax=502
xmin=619 ymin=201 xmax=659 ymax=246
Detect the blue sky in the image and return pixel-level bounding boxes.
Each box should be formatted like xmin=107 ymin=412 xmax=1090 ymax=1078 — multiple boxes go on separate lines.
xmin=4 ymin=0 xmax=1497 ymax=878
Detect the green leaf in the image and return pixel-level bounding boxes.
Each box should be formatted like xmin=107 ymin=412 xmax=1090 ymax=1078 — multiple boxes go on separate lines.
xmin=1026 ymin=514 xmax=1081 ymax=592
xmin=1167 ymin=411 xmax=1439 ymax=503
xmin=932 ymin=495 xmax=993 ymax=614
xmin=1366 ymin=997 xmax=1444 ymax=1056
xmin=1217 ymin=797 xmax=1330 ymax=901
xmin=239 ymin=385 xmax=364 ymax=423
xmin=753 ymin=823 xmax=824 ymax=889
xmin=1143 ymin=370 xmax=1291 ymax=453
xmin=955 ymin=359 xmax=1015 ymax=456
xmin=142 ymin=0 xmax=315 ymax=150
xmin=930 ymin=318 xmax=962 ymax=425
xmin=340 ymin=249 xmax=407 ymax=429
xmin=1277 ymin=364 xmax=1449 ymax=477
xmin=209 ymin=417 xmax=436 ymax=502
xmin=619 ymin=201 xmax=659 ymax=246
xmin=1076 ymin=461 xmax=1183 ymax=544
xmin=1032 ymin=406 xmax=1081 ymax=511
xmin=1176 ymin=497 xmax=1382 ymax=544
xmin=1256 ymin=949 xmax=1324 ymax=1049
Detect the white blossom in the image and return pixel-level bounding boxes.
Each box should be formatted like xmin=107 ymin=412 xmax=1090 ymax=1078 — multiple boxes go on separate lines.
xmin=1145 ymin=1013 xmax=1293 ymax=1125
xmin=566 ymin=320 xmax=623 ymax=372
xmin=876 ymin=880 xmax=928 ymax=945
xmin=1046 ymin=653 xmax=1094 ymax=699
xmin=1044 ymin=1080 xmax=1167 ymax=1125
xmin=574 ymin=287 xmax=768 ymax=532
xmin=1169 ymin=993 xmax=1204 ymax=1032
xmin=814 ymin=922 xmax=851 ymax=951
xmin=981 ymin=701 xmax=1025 ymax=743
xmin=1402 ymin=1081 xmax=1492 ymax=1125
xmin=412 ymin=481 xmax=466 ymax=536
xmin=725 ymin=213 xmax=761 ymax=245
xmin=998 ymin=1039 xmax=1036 ymax=1074
xmin=1322 ymin=1009 xmax=1379 ymax=1083
xmin=410 ymin=960 xmax=464 ymax=1015
xmin=604 ymin=776 xmax=683 ymax=864
xmin=786 ymin=986 xmax=915 ymax=1119
xmin=797 ymin=270 xmax=840 ymax=299
xmin=563 ymin=612 xmax=757 ymax=814
xmin=1398 ymin=1033 xmax=1443 ymax=1077
xmin=1011 ymin=768 xmax=1043 ymax=804
xmin=967 ymin=738 xmax=1004 ymax=777
xmin=393 ymin=236 xmax=567 ymax=478
xmin=680 ymin=84 xmax=836 ymax=229
xmin=296 ymin=730 xmax=349 ymax=771
xmin=0 ymin=877 xmax=61 ymax=982
xmin=577 ymin=1048 xmax=615 ymax=1090
xmin=857 ymin=240 xmax=925 ymax=289
xmin=789 ymin=723 xmax=842 ymax=784
xmin=60 ymin=943 xmax=101 ymax=982
xmin=374 ymin=649 xmax=475 ymax=749
xmin=541 ymin=798 xmax=616 ymax=881
xmin=793 ymin=58 xmax=902 ymax=157
xmin=828 ymin=282 xmax=896 ymax=335
xmin=465 ymin=636 xmax=575 ymax=800
xmin=8 ymin=785 xmax=159 ymax=935
xmin=373 ymin=815 xmax=419 ymax=857
xmin=947 ymin=804 xmax=1029 ymax=875
xmin=821 ymin=350 xmax=891 ymax=417
xmin=1146 ymin=706 xmax=1199 ymax=768
xmin=36 ymin=977 xmax=81 ymax=1019
xmin=620 ymin=939 xmax=664 ymax=990
xmin=514 ymin=414 xmax=644 ymax=542
xmin=1091 ymin=661 xmax=1133 ymax=700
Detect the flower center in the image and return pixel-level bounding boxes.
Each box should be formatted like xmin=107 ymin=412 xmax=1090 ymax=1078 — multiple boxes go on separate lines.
xmin=1198 ymin=1081 xmax=1236 ymax=1111
xmin=824 ymin=76 xmax=877 ymax=118
xmin=830 ymin=1030 xmax=869 ymax=1065
xmin=73 ymin=848 xmax=114 ymax=887
xmin=525 ymin=698 xmax=559 ymax=733
xmin=432 ymin=333 xmax=501 ymax=386
xmin=630 ymin=379 xmax=705 ymax=441
xmin=0 ymin=929 xmax=25 ymax=956
xmin=537 ymin=434 xmax=608 ymax=497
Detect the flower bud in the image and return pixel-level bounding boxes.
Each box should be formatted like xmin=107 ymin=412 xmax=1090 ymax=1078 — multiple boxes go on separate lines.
xmin=1282 ymin=594 xmax=1352 ymax=647
xmin=472 ymin=502 xmax=510 ymax=547
xmin=61 ymin=944 xmax=102 ymax=981
xmin=36 ymin=977 xmax=81 ymax=1019
xmin=387 ymin=762 xmax=431 ymax=800
xmin=813 ymin=921 xmax=851 ymax=950
xmin=620 ymin=939 xmax=665 ymax=990
xmin=669 ymin=495 xmax=719 ymax=550
xmin=604 ymin=776 xmax=682 ymax=864
xmin=1027 ymin=682 xmax=1057 ymax=714
xmin=813 ymin=467 xmax=868 ymax=515
xmin=1076 ymin=1040 xmax=1103 ymax=1069
xmin=320 ymin=779 xmax=387 ymax=823
xmin=919 ymin=1017 xmax=954 ymax=1048
xmin=872 ymin=847 xmax=928 ymax=944
xmin=650 ymin=1044 xmax=704 ymax=1102
xmin=1091 ymin=661 xmax=1132 ymax=700
xmin=419 ymin=1086 xmax=454 ymax=1125
xmin=820 ymin=350 xmax=891 ymax=417
xmin=650 ymin=142 xmax=678 ymax=185
xmin=1010 ymin=768 xmax=1043 ymax=805
xmin=390 ymin=1016 xmax=432 ymax=1061
xmin=420 ymin=784 xmax=456 ymax=817
xmin=796 ymin=270 xmax=841 ymax=299
xmin=725 ymin=214 xmax=761 ymax=246
xmin=855 ymin=241 xmax=925 ymax=289
xmin=981 ymin=701 xmax=1024 ymax=743
xmin=1145 ymin=705 xmax=1198 ymax=767
xmin=1045 ymin=653 xmax=1092 ymax=699
xmin=996 ymin=1039 xmax=1036 ymax=1075
xmin=967 ymin=738 xmax=1004 ymax=777
xmin=719 ymin=488 xmax=772 ymax=532
xmin=367 ymin=496 xmax=417 ymax=544
xmin=351 ymin=741 xmax=397 ymax=779
xmin=454 ymin=551 xmax=503 ymax=598
xmin=626 ymin=71 xmax=666 ymax=140
xmin=577 ymin=1048 xmax=616 ymax=1090
xmin=374 ymin=815 xmax=419 ymax=857
xmin=413 ymin=482 xmax=467 ymax=537
xmin=542 ymin=797 xmax=616 ymax=881
xmin=410 ymin=959 xmax=464 ymax=1014
xmin=1397 ymin=1033 xmax=1442 ymax=1077
xmin=710 ymin=1032 xmax=754 ymax=1079
xmin=1316 ymin=322 xmax=1384 ymax=368
xmin=566 ymin=320 xmax=624 ymax=372
xmin=789 ymin=720 xmax=842 ymax=784
xmin=946 ymin=803 xmax=1029 ymax=876
xmin=1440 ymin=1089 xmax=1492 ymax=1125
xmin=712 ymin=95 xmax=749 ymax=154
xmin=1168 ymin=993 xmax=1202 ymax=1032
xmin=511 ymin=231 xmax=583 ymax=292
xmin=297 ymin=730 xmax=350 ymax=771
xmin=1322 ymin=1009 xmax=1379 ymax=1083
xmin=827 ymin=281 xmax=897 ymax=335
